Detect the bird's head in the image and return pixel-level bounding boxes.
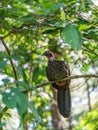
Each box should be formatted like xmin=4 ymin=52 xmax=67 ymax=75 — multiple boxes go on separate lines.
xmin=43 ymin=50 xmax=55 ymax=60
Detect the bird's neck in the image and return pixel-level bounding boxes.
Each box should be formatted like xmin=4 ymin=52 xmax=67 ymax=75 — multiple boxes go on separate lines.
xmin=48 ymin=57 xmax=55 ymax=61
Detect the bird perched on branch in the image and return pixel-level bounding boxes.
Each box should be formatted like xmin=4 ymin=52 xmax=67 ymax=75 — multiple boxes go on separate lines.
xmin=43 ymin=50 xmax=71 ymax=118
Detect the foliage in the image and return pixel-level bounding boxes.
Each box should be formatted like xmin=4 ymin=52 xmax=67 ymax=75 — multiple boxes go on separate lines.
xmin=2 ymin=87 xmax=28 ymax=115
xmin=74 ymin=110 xmax=98 ymax=130
xmin=61 ymin=23 xmax=83 ymax=50
xmin=0 ymin=0 xmax=98 ymax=129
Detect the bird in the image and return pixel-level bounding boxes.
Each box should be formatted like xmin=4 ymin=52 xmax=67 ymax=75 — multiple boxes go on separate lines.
xmin=43 ymin=50 xmax=71 ymax=118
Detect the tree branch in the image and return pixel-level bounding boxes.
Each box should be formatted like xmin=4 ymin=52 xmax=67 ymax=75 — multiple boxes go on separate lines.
xmin=0 ymin=31 xmax=12 ymax=39
xmin=36 ymin=74 xmax=98 ymax=88
xmin=0 ymin=38 xmax=18 ymax=81
xmin=0 ymin=38 xmax=18 ymax=122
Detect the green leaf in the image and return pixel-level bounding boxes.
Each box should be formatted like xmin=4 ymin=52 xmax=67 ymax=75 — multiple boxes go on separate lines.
xmin=28 ymin=101 xmax=41 ymax=123
xmin=6 ymin=54 xmax=22 ymax=61
xmin=38 ymin=2 xmax=64 ymax=15
xmin=17 ymin=91 xmax=28 ymax=115
xmin=87 ymin=0 xmax=93 ymax=4
xmin=61 ymin=23 xmax=83 ymax=50
xmin=12 ymin=3 xmax=29 ymax=15
xmin=2 ymin=91 xmax=18 ymax=108
xmin=2 ymin=78 xmax=10 ymax=86
xmin=0 ymin=123 xmax=5 ymax=128
xmin=42 ymin=28 xmax=61 ymax=34
xmin=14 ymin=80 xmax=30 ymax=89
xmin=2 ymin=88 xmax=28 ymax=115
xmin=19 ymin=15 xmax=35 ymax=22
xmin=81 ymin=63 xmax=89 ymax=72
xmin=17 ymin=66 xmax=28 ymax=83
xmin=0 ymin=60 xmax=7 ymax=69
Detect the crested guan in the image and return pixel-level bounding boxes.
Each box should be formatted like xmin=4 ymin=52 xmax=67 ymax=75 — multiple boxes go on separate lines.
xmin=43 ymin=50 xmax=71 ymax=118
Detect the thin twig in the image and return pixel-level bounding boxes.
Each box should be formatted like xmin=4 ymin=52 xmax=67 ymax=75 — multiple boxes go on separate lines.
xmin=71 ymin=78 xmax=89 ymax=91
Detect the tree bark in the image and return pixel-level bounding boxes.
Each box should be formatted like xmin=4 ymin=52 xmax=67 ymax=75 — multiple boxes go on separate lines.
xmin=51 ymin=88 xmax=64 ymax=130
xmin=68 ymin=116 xmax=72 ymax=130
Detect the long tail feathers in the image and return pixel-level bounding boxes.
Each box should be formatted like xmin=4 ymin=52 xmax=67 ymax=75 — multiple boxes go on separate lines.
xmin=57 ymin=88 xmax=71 ymax=118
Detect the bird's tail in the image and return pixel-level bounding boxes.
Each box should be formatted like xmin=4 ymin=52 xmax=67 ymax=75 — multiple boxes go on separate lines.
xmin=57 ymin=88 xmax=71 ymax=118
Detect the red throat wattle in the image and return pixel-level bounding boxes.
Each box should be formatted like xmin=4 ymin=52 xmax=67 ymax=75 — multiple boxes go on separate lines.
xmin=46 ymin=54 xmax=52 ymax=59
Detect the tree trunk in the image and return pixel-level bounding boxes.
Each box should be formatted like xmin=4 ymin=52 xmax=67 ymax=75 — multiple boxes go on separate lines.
xmin=51 ymin=88 xmax=64 ymax=130
xmin=68 ymin=116 xmax=72 ymax=130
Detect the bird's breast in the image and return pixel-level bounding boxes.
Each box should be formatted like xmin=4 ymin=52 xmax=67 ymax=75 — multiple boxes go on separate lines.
xmin=46 ymin=61 xmax=67 ymax=81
